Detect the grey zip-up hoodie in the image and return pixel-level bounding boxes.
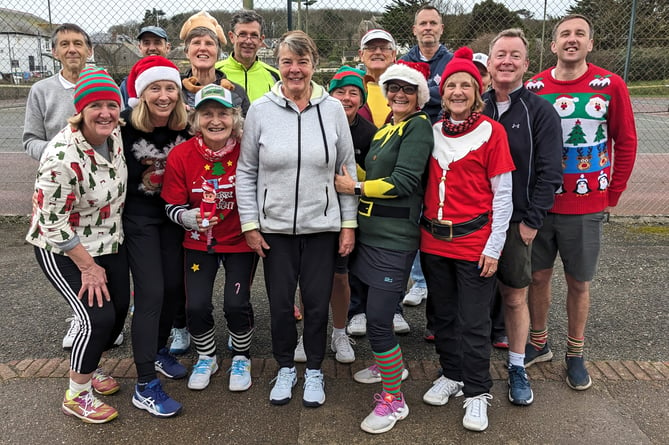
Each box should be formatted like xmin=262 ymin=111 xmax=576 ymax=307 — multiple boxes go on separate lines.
xmin=237 ymin=81 xmax=358 ymax=235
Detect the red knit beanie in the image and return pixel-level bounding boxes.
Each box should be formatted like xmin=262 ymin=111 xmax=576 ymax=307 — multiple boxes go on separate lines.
xmin=73 ymin=67 xmax=121 ymax=114
xmin=439 ymin=47 xmax=484 ymax=94
xmin=126 ymin=56 xmax=182 ymax=108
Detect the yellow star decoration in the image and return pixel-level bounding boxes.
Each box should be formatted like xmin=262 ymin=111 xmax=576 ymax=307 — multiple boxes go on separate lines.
xmin=204 ymin=164 xmax=211 ymax=171
xmin=227 ymin=160 xmax=233 ymax=167
xmin=191 ymin=263 xmax=200 ymax=272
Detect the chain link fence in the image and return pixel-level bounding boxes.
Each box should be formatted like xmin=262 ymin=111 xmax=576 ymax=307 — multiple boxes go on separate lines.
xmin=1 ymin=0 xmax=667 ymax=215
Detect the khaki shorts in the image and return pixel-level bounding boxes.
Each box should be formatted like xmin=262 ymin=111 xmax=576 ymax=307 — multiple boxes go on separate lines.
xmin=497 ymin=223 xmax=532 ymax=289
xmin=531 ymin=212 xmax=604 ymax=282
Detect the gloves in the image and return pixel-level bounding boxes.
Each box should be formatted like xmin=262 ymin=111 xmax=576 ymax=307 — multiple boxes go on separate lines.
xmin=179 ymin=208 xmax=200 ymax=231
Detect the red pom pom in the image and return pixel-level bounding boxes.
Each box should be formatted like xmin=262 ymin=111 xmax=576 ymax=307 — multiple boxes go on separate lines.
xmin=453 ymin=46 xmax=474 ymax=61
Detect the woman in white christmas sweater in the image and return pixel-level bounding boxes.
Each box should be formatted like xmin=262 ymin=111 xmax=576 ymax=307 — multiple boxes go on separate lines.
xmin=26 ymin=67 xmax=129 ymax=424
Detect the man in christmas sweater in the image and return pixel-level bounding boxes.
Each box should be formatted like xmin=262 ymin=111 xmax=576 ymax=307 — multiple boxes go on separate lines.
xmin=524 ymin=14 xmax=637 ymax=390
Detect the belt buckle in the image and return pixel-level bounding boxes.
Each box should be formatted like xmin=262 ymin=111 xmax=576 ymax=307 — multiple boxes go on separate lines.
xmin=359 ymin=199 xmax=373 ymax=217
xmin=431 ymin=218 xmax=453 ymax=241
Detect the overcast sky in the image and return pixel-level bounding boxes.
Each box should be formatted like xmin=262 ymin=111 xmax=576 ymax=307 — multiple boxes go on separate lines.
xmin=2 ymin=0 xmax=571 ymax=34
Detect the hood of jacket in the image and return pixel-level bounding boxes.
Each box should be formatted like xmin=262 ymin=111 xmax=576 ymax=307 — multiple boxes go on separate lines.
xmin=267 ymin=81 xmax=329 ymax=111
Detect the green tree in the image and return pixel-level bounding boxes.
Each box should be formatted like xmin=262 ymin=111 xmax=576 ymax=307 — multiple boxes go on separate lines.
xmin=379 ymin=0 xmax=427 ymax=47
xmin=142 ymin=8 xmax=166 ymax=28
xmin=566 ymin=120 xmax=588 ymax=145
xmin=465 ymin=0 xmax=523 ymax=42
xmin=211 ymin=162 xmax=226 ymax=176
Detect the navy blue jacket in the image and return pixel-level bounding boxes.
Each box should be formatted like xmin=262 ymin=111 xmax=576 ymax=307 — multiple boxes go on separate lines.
xmin=401 ymin=44 xmax=452 ymax=124
xmin=483 ymin=87 xmax=563 ymax=229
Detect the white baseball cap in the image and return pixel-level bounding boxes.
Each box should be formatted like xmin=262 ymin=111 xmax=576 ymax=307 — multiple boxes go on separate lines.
xmin=360 ymin=29 xmax=396 ymax=50
xmin=472 ymin=53 xmax=489 ymax=68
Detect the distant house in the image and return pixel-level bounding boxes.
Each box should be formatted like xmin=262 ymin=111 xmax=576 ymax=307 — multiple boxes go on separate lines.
xmin=0 ymin=8 xmax=55 ymax=83
xmin=92 ymin=33 xmax=142 ymax=77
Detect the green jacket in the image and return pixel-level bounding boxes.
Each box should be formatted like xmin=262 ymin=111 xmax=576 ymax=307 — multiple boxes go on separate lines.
xmin=358 ymin=111 xmax=433 ymax=251
xmin=215 ymin=55 xmax=280 ymax=102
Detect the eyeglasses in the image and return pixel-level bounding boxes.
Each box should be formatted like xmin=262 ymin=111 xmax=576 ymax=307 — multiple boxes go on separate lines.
xmin=232 ymin=32 xmax=262 ymax=42
xmin=363 ymin=45 xmax=394 ymax=52
xmin=386 ymin=83 xmax=418 ymax=95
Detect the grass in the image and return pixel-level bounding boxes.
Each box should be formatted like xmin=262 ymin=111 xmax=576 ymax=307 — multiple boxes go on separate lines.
xmin=627 ymin=80 xmax=669 ymax=97
xmin=629 ymin=225 xmax=669 ymax=236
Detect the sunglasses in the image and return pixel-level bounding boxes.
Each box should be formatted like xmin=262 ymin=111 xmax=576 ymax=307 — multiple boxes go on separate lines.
xmin=386 ymin=83 xmax=418 ymax=95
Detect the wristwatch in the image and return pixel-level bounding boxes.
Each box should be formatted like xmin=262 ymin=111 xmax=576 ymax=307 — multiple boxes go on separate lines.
xmin=354 ymin=182 xmax=362 ymax=196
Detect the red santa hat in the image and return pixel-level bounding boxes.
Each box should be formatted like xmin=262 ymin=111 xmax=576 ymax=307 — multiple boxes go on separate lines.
xmin=379 ymin=60 xmax=431 ymax=110
xmin=127 ymin=56 xmax=182 ymax=108
xmin=556 ymin=94 xmax=578 ymax=102
xmin=439 ymin=47 xmax=483 ymax=94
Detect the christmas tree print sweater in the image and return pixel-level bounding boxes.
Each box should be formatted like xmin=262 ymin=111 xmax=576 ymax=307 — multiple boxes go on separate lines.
xmin=526 ymin=63 xmax=637 ymax=214
xmin=26 ymin=125 xmax=127 ymax=256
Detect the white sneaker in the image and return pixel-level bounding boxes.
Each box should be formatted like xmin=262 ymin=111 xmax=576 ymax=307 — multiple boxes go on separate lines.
xmin=331 ymin=333 xmax=355 ymax=363
xmin=402 ymin=285 xmax=427 ymax=306
xmin=269 ymin=367 xmax=297 ymax=405
xmin=187 ymin=355 xmax=218 ymax=390
xmin=353 ymin=364 xmax=409 ymax=384
xmin=360 ymin=391 xmax=409 ymax=434
xmin=302 ymin=369 xmax=325 ymax=407
xmin=462 ymin=393 xmax=493 ymax=432
xmin=62 ymin=317 xmax=79 ymax=349
xmin=229 ymin=355 xmax=252 ymax=392
xmin=347 ymin=313 xmax=367 ymax=336
xmin=423 ymin=375 xmax=464 ymax=406
xmin=169 ymin=327 xmax=190 ymax=355
xmin=113 ymin=332 xmax=123 ymax=346
xmin=294 ymin=336 xmax=307 ymax=363
xmin=393 ymin=313 xmax=411 ymax=334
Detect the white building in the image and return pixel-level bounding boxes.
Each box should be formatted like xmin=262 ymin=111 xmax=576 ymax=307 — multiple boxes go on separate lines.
xmin=0 ymin=8 xmax=55 ymax=83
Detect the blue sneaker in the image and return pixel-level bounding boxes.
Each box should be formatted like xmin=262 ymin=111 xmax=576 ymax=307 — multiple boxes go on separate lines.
xmin=524 ymin=342 xmax=553 ymax=368
xmin=566 ymin=355 xmax=592 ymax=390
xmin=132 ymin=379 xmax=182 ymax=418
xmin=155 ymin=348 xmax=188 ymax=379
xmin=508 ymin=365 xmax=534 ymax=405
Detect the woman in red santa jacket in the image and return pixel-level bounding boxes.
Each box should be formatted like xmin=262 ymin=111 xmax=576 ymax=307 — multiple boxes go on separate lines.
xmin=419 ymin=47 xmax=515 ymax=433
xmin=162 ymin=84 xmax=257 ymax=393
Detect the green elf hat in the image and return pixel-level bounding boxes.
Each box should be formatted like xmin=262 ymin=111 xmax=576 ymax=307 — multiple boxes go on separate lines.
xmin=328 ymin=66 xmax=367 ymax=105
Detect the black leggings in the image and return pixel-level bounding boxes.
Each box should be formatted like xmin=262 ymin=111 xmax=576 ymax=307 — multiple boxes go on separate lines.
xmin=262 ymin=232 xmax=337 ymax=369
xmin=35 ymin=246 xmax=130 ymax=375
xmin=124 ymin=214 xmax=185 ymax=383
xmin=184 ymin=249 xmax=258 ymax=356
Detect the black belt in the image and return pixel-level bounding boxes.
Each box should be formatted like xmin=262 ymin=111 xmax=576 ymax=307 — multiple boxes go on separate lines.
xmin=420 ymin=213 xmax=489 ymax=241
xmin=358 ymin=199 xmax=411 ymax=219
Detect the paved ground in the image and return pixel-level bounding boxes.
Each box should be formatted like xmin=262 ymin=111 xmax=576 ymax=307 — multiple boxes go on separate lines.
xmin=1 ymin=215 xmax=668 ymax=444
xmin=0 ymin=128 xmax=668 ymax=443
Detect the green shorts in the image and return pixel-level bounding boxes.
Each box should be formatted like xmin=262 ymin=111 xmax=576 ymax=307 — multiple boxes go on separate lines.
xmin=497 ymin=223 xmax=532 ymax=289
xmin=531 ymin=212 xmax=605 ymax=282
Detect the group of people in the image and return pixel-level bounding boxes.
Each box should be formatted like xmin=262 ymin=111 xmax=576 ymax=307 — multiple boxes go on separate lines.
xmin=23 ymin=5 xmax=636 ymax=436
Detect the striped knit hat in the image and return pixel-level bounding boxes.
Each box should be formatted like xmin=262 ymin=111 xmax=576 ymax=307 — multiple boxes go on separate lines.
xmin=73 ymin=67 xmax=122 ymax=113
xmin=328 ymin=66 xmax=367 ymax=105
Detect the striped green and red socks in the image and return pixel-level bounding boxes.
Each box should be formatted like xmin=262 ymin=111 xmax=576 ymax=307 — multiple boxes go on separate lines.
xmin=373 ymin=344 xmax=404 ymax=396
xmin=566 ymin=335 xmax=585 ymax=358
xmin=529 ymin=328 xmax=548 ymax=351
